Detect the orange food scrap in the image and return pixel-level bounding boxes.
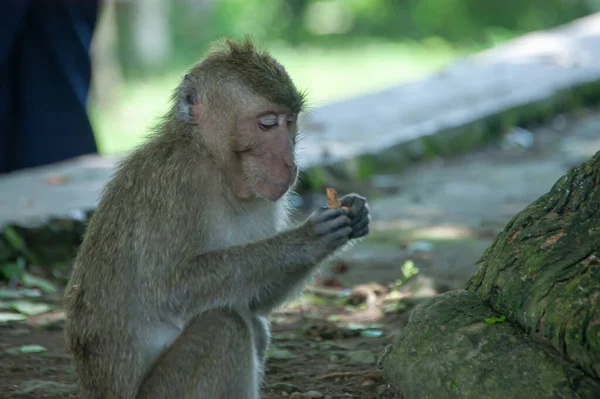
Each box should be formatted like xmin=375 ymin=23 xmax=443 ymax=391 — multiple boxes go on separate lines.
xmin=326 ymin=188 xmax=350 ymax=211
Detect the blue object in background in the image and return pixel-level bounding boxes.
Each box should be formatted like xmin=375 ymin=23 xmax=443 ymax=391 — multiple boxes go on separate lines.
xmin=0 ymin=0 xmax=100 ymax=174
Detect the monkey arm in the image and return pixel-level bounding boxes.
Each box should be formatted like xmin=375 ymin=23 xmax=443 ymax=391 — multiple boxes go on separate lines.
xmin=248 ymin=267 xmax=315 ymax=314
xmin=171 ymin=229 xmax=323 ymax=311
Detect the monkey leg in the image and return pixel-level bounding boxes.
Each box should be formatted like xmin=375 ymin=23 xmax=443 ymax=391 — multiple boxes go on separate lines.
xmin=137 ymin=309 xmax=258 ymax=399
xmin=251 ymin=315 xmax=271 ymax=383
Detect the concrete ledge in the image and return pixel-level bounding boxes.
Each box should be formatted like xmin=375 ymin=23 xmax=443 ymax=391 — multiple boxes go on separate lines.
xmin=3 ymin=14 xmax=600 ymax=226
xmin=297 ymin=13 xmax=600 ymax=189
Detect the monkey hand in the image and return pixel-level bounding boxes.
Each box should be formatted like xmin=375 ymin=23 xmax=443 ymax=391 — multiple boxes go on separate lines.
xmin=300 ymin=208 xmax=352 ymax=254
xmin=339 ymin=193 xmax=370 ymax=239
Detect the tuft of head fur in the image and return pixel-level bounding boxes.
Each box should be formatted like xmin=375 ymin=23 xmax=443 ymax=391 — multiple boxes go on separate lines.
xmin=200 ymin=37 xmax=307 ymax=113
xmin=173 ymin=37 xmax=307 ymax=125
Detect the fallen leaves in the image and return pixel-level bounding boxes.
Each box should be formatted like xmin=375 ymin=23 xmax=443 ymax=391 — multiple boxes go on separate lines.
xmin=2 ymin=299 xmax=54 ymax=316
xmin=0 ymin=286 xmax=62 ymax=328
xmin=484 ymin=315 xmax=506 ymax=324
xmin=267 ymin=348 xmax=298 ymax=360
xmin=3 ymin=344 xmax=48 ymax=355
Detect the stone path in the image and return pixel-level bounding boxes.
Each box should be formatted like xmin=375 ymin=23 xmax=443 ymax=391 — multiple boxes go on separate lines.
xmin=324 ymin=112 xmax=600 ymax=289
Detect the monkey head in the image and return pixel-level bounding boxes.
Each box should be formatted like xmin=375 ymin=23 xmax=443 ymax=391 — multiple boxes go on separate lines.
xmin=173 ymin=38 xmax=307 ymax=202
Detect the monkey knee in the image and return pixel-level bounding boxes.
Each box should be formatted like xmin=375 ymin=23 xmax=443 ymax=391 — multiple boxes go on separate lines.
xmin=139 ymin=309 xmax=258 ymax=398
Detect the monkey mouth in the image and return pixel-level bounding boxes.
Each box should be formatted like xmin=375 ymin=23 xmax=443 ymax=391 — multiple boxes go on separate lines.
xmin=261 ymin=178 xmax=289 ymax=189
xmin=255 ymin=177 xmax=291 ymax=200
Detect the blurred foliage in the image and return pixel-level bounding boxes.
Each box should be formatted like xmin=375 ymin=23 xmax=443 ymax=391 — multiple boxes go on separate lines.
xmin=98 ymin=0 xmax=596 ymax=154
xmin=115 ymin=0 xmax=594 ymax=76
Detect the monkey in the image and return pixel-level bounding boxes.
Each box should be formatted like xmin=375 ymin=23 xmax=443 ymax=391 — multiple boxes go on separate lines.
xmin=64 ymin=37 xmax=370 ymax=399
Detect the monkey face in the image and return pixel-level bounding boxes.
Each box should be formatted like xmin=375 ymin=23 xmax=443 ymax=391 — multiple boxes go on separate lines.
xmin=234 ymin=110 xmax=299 ymax=201
xmin=174 ymin=38 xmax=307 ymax=202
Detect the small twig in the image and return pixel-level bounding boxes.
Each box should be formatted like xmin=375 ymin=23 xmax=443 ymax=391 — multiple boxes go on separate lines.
xmin=316 ymin=370 xmax=382 ymax=380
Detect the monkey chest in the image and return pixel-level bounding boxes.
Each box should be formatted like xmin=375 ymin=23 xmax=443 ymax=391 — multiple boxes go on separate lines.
xmin=203 ymin=213 xmax=278 ymax=252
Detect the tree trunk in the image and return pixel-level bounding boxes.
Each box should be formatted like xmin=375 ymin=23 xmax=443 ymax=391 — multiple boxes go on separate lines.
xmin=381 ymin=149 xmax=600 ymax=398
xmin=466 ymin=149 xmax=600 ymax=379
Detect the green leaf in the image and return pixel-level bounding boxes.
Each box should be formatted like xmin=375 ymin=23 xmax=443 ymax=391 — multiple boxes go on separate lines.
xmin=8 ymin=300 xmax=54 ymax=316
xmin=3 ymin=226 xmax=27 ymax=251
xmin=348 ymin=350 xmax=376 ymax=364
xmin=301 ymin=293 xmax=328 ymax=305
xmin=346 ymin=322 xmax=368 ymax=330
xmin=484 ymin=315 xmax=506 ymax=324
xmin=0 ymin=312 xmax=27 ymax=323
xmin=401 ymin=260 xmax=420 ymax=279
xmin=327 ymin=315 xmax=341 ymax=322
xmin=360 ymin=329 xmax=383 ymax=338
xmin=0 ymin=238 xmax=12 ymax=262
xmin=267 ymin=348 xmax=297 ymax=360
xmin=21 ymin=273 xmax=57 ymax=294
xmin=0 ymin=288 xmax=42 ymax=299
xmin=1 ymin=227 xmax=40 ymax=265
xmin=19 ymin=345 xmax=47 ymax=353
xmin=0 ymin=261 xmax=24 ymax=280
xmin=346 ymin=322 xmax=384 ymax=331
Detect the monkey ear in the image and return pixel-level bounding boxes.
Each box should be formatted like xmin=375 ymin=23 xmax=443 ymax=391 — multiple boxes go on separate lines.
xmin=176 ymin=73 xmax=201 ymax=124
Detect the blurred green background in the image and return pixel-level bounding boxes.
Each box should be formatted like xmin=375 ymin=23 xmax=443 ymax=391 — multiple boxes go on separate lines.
xmin=91 ymin=0 xmax=599 ymax=155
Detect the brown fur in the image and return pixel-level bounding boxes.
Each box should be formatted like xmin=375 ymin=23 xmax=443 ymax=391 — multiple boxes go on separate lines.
xmin=64 ymin=37 xmax=369 ymax=399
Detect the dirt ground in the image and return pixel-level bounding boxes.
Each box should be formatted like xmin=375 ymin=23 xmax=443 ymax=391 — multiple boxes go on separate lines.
xmin=0 ymin=280 xmax=410 ymax=399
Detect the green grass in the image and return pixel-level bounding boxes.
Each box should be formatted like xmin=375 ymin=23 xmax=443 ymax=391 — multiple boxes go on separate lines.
xmin=91 ymin=40 xmax=471 ymax=155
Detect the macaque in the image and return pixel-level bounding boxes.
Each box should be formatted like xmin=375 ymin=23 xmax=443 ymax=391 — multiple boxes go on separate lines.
xmin=64 ymin=37 xmax=370 ymax=399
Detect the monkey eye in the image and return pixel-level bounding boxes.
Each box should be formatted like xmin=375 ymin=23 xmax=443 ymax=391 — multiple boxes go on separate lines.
xmin=259 ymin=115 xmax=278 ymax=131
xmin=287 ymin=115 xmax=297 ymax=126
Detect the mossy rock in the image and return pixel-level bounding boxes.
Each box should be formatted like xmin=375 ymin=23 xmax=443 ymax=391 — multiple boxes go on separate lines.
xmin=380 ymin=289 xmax=600 ymax=399
xmin=467 ymin=149 xmax=600 ymax=379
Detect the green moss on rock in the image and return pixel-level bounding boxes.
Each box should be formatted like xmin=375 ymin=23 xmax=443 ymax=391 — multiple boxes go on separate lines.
xmin=381 ymin=290 xmax=600 ymax=399
xmin=466 ymin=150 xmax=600 ymax=379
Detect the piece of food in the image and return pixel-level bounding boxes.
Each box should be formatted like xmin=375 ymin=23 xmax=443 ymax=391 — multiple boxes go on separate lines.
xmin=326 ymin=188 xmax=342 ymax=209
xmin=326 ymin=188 xmax=351 ymax=211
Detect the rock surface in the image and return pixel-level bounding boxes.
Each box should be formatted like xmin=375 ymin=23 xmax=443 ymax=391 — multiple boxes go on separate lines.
xmin=381 ymin=150 xmax=600 ymax=397
xmin=380 ymin=290 xmax=600 ymax=399
xmin=466 ymin=149 xmax=600 ymax=379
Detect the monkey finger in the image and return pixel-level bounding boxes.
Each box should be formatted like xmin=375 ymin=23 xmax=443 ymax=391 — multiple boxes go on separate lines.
xmin=317 ymin=207 xmax=348 ymax=221
xmin=325 ymin=227 xmax=351 ymax=249
xmin=314 ymin=214 xmax=351 ymax=236
xmin=350 ymin=207 xmax=369 ymax=224
xmin=340 ymin=194 xmax=366 ymax=216
xmin=353 ymin=215 xmax=370 ymax=228
xmin=350 ymin=225 xmax=370 ymax=239
xmin=333 ymin=226 xmax=353 ymax=239
xmin=350 ymin=218 xmax=369 ymax=234
xmin=350 ymin=217 xmax=369 ymax=232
